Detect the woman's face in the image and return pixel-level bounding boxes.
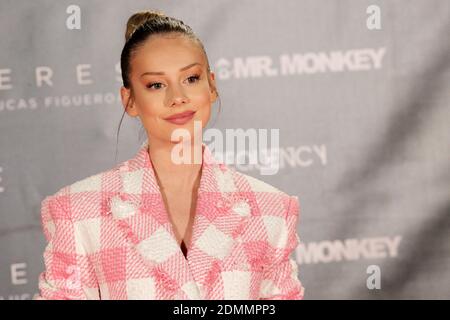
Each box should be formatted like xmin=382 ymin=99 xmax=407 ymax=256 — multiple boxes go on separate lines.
xmin=121 ymin=34 xmax=217 ymax=146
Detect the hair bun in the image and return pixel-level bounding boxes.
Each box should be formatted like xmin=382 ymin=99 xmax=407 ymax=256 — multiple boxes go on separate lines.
xmin=125 ymin=10 xmax=166 ymax=42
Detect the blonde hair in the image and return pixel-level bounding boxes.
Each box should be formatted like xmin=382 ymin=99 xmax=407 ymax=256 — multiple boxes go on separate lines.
xmin=125 ymin=10 xmax=166 ymax=43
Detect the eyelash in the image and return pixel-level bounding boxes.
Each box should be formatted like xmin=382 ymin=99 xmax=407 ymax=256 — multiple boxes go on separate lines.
xmin=146 ymin=74 xmax=201 ymax=90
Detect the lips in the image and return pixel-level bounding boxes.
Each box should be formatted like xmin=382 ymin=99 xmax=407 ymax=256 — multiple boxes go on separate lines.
xmin=164 ymin=110 xmax=196 ymax=125
xmin=164 ymin=110 xmax=196 ymax=120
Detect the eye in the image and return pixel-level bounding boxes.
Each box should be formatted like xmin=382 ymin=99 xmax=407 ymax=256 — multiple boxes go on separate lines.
xmin=146 ymin=82 xmax=163 ymax=90
xmin=186 ymin=74 xmax=201 ymax=84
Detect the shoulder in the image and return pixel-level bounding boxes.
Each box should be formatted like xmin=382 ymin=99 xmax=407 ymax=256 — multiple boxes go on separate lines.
xmin=40 ymin=163 xmax=123 ymax=220
xmin=228 ymin=168 xmax=301 ymax=253
xmin=228 ymin=167 xmax=299 ymax=220
xmin=231 ymin=169 xmax=285 ymax=194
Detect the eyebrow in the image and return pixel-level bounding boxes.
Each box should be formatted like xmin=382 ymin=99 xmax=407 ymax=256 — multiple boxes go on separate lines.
xmin=140 ymin=62 xmax=202 ymax=77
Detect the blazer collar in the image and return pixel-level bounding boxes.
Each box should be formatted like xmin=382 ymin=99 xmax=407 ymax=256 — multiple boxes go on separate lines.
xmin=106 ymin=139 xmax=253 ymax=299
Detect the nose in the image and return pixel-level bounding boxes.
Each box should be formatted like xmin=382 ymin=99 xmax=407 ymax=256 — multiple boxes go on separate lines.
xmin=167 ymin=84 xmax=190 ymax=107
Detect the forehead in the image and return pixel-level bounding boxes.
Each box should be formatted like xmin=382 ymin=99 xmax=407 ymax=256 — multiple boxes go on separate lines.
xmin=131 ymin=35 xmax=205 ymax=72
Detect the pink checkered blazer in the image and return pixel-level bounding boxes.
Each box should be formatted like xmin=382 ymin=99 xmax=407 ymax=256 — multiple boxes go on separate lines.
xmin=35 ymin=139 xmax=305 ymax=300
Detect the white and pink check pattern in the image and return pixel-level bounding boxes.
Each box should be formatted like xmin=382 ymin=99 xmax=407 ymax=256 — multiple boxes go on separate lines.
xmin=35 ymin=140 xmax=305 ymax=300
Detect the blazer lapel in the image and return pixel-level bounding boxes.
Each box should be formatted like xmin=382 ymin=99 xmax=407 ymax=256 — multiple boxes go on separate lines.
xmin=185 ymin=146 xmax=254 ymax=298
xmin=105 ymin=139 xmax=253 ymax=299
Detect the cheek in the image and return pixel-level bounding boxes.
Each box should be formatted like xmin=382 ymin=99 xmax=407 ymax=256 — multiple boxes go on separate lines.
xmin=199 ymin=107 xmax=211 ymax=129
xmin=136 ymin=96 xmax=162 ymax=117
xmin=134 ymin=98 xmax=166 ymax=135
xmin=193 ymin=102 xmax=211 ymax=130
xmin=192 ymin=89 xmax=213 ymax=126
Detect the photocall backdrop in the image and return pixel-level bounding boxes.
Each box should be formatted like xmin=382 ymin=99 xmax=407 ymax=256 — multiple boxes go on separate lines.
xmin=0 ymin=0 xmax=449 ymax=299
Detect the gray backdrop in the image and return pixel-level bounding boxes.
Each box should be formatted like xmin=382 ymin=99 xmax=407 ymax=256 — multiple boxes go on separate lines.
xmin=0 ymin=0 xmax=449 ymax=299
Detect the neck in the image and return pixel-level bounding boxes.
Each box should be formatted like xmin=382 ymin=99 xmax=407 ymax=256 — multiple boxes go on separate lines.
xmin=147 ymin=139 xmax=203 ymax=192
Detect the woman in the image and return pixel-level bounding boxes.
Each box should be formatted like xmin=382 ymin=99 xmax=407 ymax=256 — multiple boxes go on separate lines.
xmin=35 ymin=10 xmax=305 ymax=300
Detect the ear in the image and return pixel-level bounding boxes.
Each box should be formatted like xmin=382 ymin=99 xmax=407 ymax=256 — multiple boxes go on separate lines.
xmin=209 ymin=71 xmax=218 ymax=104
xmin=120 ymin=86 xmax=139 ymax=117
